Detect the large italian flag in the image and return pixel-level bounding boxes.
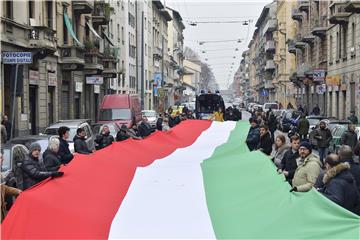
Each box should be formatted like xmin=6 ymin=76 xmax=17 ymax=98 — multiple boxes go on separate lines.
xmin=2 ymin=120 xmax=359 ymax=239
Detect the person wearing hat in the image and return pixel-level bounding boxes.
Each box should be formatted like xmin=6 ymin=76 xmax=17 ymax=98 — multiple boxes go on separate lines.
xmin=319 ymin=154 xmax=360 ymax=215
xmin=21 ymin=142 xmax=63 ymax=190
xmin=313 ymin=120 xmax=332 ymax=164
xmin=348 ymin=110 xmax=358 ymax=125
xmin=246 ymin=117 xmax=260 ymax=151
xmin=291 ymin=141 xmax=322 ymax=192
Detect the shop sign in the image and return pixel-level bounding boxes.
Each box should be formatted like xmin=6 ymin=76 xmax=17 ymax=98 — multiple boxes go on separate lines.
xmin=2 ymin=52 xmax=32 ymax=64
xmin=313 ymin=69 xmax=325 ymax=82
xmin=86 ymin=75 xmax=103 ymax=85
xmin=48 ymin=72 xmax=57 ymax=86
xmin=29 ymin=70 xmax=39 ymax=85
xmin=94 ymin=85 xmax=100 ymax=94
xmin=75 ymin=82 xmax=83 ymax=92
xmin=316 ymin=84 xmax=326 ymax=95
xmin=326 ymin=75 xmax=341 ymax=86
xmin=356 ymin=85 xmax=360 ymax=97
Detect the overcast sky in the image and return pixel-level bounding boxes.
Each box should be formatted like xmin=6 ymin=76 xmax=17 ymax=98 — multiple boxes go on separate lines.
xmin=166 ymin=0 xmax=272 ymax=90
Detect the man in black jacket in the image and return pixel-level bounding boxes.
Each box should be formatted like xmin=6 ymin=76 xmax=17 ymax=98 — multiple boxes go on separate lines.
xmin=314 ymin=121 xmax=332 ymax=164
xmin=73 ymin=128 xmax=92 ymax=154
xmin=279 ymin=135 xmax=300 ymax=183
xmin=95 ymin=125 xmax=114 ymax=150
xmin=246 ymin=118 xmax=260 ymax=151
xmin=338 ymin=145 xmax=360 ymax=192
xmin=58 ymin=126 xmax=74 ymax=164
xmin=319 ymin=154 xmax=360 ymax=215
xmin=21 ymin=143 xmax=63 ymax=190
xmin=258 ymin=125 xmax=273 ymax=156
xmin=43 ymin=138 xmax=62 ymax=171
xmin=138 ymin=117 xmax=152 ymax=138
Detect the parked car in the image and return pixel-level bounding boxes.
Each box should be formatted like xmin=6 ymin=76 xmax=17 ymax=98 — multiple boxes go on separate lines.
xmin=307 ymin=115 xmax=328 ymax=132
xmin=1 ymin=143 xmax=28 ymax=187
xmin=327 ymin=120 xmax=352 ymax=132
xmin=9 ymin=135 xmax=58 ymax=153
xmin=263 ymin=102 xmax=279 ymax=112
xmin=141 ymin=110 xmax=157 ymax=129
xmin=43 ymin=119 xmax=95 ymax=151
xmin=98 ymin=94 xmax=142 ymax=128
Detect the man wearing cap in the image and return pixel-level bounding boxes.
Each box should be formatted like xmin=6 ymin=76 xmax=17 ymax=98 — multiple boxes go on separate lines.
xmin=21 ymin=143 xmax=63 ymax=190
xmin=291 ymin=141 xmax=322 ymax=192
xmin=313 ymin=121 xmax=332 ymax=163
xmin=348 ymin=110 xmax=358 ymax=125
xmin=246 ymin=118 xmax=260 ymax=151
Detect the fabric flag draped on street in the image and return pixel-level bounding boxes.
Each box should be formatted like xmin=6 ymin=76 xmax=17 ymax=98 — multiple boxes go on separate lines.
xmin=2 ymin=120 xmax=360 ymax=239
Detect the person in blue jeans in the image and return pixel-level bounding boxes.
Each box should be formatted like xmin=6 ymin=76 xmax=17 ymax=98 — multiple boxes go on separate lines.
xmin=314 ymin=121 xmax=332 ymax=164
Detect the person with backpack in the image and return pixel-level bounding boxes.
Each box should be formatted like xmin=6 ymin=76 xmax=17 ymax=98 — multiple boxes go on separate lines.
xmin=21 ymin=143 xmax=63 ymax=190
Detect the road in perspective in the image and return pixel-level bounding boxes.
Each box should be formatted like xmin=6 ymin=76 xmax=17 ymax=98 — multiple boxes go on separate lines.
xmin=1 ymin=0 xmax=360 ymax=239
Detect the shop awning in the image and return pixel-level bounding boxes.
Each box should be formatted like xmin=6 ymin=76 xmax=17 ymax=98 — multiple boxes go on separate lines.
xmin=103 ymin=31 xmax=115 ymax=46
xmin=64 ymin=12 xmax=82 ymax=46
xmin=86 ymin=22 xmax=102 ymax=39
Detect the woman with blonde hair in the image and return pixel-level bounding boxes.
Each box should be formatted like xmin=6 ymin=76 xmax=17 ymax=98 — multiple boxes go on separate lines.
xmin=272 ymin=134 xmax=288 ymax=168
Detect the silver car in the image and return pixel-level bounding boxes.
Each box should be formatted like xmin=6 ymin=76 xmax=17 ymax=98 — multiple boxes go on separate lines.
xmin=43 ymin=119 xmax=95 ymax=151
xmin=141 ymin=110 xmax=157 ymax=129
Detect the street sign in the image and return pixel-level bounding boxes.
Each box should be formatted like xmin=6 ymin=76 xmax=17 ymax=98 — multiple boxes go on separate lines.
xmin=86 ymin=76 xmax=103 ymax=85
xmin=2 ymin=52 xmax=32 ymax=64
xmin=313 ymin=69 xmax=325 ymax=82
xmin=316 ymin=84 xmax=326 ymax=95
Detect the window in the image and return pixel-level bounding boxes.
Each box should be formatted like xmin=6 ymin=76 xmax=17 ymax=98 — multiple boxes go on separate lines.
xmin=336 ymin=32 xmax=341 ymax=60
xmin=144 ymin=17 xmax=147 ymax=30
xmin=330 ymin=35 xmax=333 ymax=62
xmin=63 ymin=12 xmax=68 ymax=44
xmin=5 ymin=0 xmax=13 ymax=19
xmin=45 ymin=0 xmax=53 ymax=28
xmin=343 ymin=25 xmax=347 ymax=58
xmin=352 ymin=23 xmax=355 ymax=48
xmin=110 ymin=19 xmax=113 ymax=38
xmin=29 ymin=0 xmax=34 ymax=19
xmin=121 ymin=27 xmax=124 ymax=45
xmin=117 ymin=24 xmax=120 ymax=43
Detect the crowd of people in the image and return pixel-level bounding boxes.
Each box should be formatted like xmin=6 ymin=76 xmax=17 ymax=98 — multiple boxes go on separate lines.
xmin=246 ymin=106 xmax=360 ymax=215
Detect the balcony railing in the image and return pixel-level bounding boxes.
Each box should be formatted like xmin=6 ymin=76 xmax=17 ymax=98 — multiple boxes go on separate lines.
xmin=311 ymin=17 xmax=327 ymax=38
xmin=28 ymin=26 xmax=56 ymax=51
xmin=92 ymin=2 xmax=110 ymax=26
xmin=344 ymin=0 xmax=360 ymax=13
xmin=265 ymin=40 xmax=275 ymax=52
xmin=265 ymin=60 xmax=275 ymax=71
xmin=329 ymin=2 xmax=351 ymax=25
xmin=60 ymin=45 xmax=85 ymax=70
xmin=291 ymin=9 xmax=303 ymax=22
xmin=298 ymin=0 xmax=310 ymax=12
xmin=263 ymin=19 xmax=277 ymax=34
xmin=73 ymin=1 xmax=93 ymax=14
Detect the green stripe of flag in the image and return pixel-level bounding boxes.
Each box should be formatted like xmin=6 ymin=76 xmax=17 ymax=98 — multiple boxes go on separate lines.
xmin=202 ymin=121 xmax=360 ymax=239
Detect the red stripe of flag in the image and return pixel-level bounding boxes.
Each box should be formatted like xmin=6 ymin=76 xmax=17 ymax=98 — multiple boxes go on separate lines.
xmin=2 ymin=120 xmax=211 ymax=239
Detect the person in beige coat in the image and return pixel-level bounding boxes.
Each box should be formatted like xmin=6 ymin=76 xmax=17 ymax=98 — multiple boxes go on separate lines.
xmin=291 ymin=141 xmax=322 ymax=192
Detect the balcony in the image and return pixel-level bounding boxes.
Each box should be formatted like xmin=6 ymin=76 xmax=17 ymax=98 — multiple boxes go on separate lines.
xmin=329 ymin=3 xmax=351 ymax=25
xmin=28 ymin=26 xmax=56 ymax=53
xmin=263 ymin=19 xmax=277 ymax=34
xmin=265 ymin=60 xmax=275 ymax=71
xmin=291 ymin=9 xmax=303 ymax=22
xmin=102 ymin=47 xmax=118 ymax=78
xmin=84 ymin=50 xmax=104 ymax=73
xmin=287 ymin=40 xmax=297 ymax=54
xmin=153 ymin=46 xmax=162 ymax=59
xmin=73 ymin=1 xmax=93 ymax=14
xmin=302 ymin=35 xmax=316 ymax=45
xmin=294 ymin=36 xmax=307 ymax=50
xmin=298 ymin=0 xmax=310 ymax=12
xmin=92 ymin=2 xmax=110 ymax=27
xmin=311 ymin=19 xmax=327 ymax=38
xmin=345 ymin=1 xmax=360 ymax=13
xmin=59 ymin=45 xmax=86 ymax=70
xmin=265 ymin=40 xmax=275 ymax=53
